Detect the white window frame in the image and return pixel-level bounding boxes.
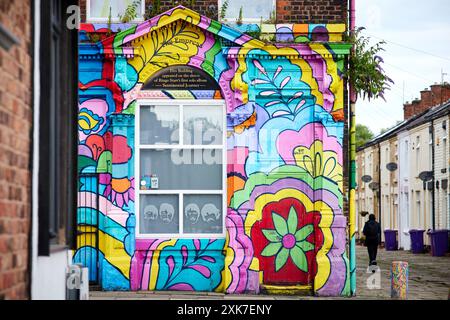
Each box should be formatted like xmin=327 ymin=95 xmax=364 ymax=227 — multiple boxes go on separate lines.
xmin=135 ymin=99 xmax=227 ymax=239
xmin=218 ymin=0 xmax=277 ymax=23
xmin=86 ymin=0 xmax=145 ymax=23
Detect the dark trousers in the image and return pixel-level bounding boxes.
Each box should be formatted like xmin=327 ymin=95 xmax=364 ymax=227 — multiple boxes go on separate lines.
xmin=367 ymin=244 xmax=378 ymax=263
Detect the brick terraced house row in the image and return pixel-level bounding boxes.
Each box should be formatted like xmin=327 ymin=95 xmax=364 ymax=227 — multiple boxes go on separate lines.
xmin=356 ymin=84 xmax=450 ymax=252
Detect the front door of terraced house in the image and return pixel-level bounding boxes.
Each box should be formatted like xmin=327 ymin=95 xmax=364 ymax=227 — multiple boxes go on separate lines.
xmin=253 ymin=196 xmax=321 ymax=286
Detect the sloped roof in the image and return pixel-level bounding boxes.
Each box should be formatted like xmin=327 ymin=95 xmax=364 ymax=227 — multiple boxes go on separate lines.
xmin=358 ymin=99 xmax=450 ymax=151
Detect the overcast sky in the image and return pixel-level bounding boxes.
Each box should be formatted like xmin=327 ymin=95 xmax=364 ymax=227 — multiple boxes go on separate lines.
xmin=355 ymin=0 xmax=450 ymax=135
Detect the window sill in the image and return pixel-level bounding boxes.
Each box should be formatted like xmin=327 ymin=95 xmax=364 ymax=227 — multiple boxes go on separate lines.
xmin=85 ymin=18 xmax=144 ymax=24
xmin=50 ymin=244 xmax=69 ymax=254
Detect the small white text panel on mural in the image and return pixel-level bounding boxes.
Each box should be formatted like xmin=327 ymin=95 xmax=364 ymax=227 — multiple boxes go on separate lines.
xmin=136 ymin=101 xmax=226 ymax=238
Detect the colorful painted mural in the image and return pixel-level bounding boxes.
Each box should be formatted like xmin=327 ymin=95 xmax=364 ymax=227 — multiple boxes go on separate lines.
xmin=391 ymin=261 xmax=409 ymax=299
xmin=77 ymin=6 xmax=352 ymax=296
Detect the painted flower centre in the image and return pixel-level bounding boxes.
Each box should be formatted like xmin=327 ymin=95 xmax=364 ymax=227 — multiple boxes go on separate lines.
xmin=282 ymin=234 xmax=296 ymax=249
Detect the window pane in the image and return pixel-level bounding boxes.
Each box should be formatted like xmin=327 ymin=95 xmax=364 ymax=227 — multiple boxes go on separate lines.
xmin=140 ymin=105 xmax=179 ymax=145
xmin=140 ymin=149 xmax=222 ymax=190
xmin=89 ymin=0 xmax=143 ymax=19
xmin=184 ymin=195 xmax=223 ymax=234
xmin=223 ymin=0 xmax=274 ymax=21
xmin=140 ymin=194 xmax=179 ymax=234
xmin=183 ymin=105 xmax=223 ymax=145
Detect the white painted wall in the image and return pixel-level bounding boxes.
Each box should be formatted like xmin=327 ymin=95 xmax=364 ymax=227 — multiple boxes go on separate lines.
xmin=379 ymin=140 xmax=391 ymax=232
xmin=398 ymin=131 xmax=411 ymax=250
xmin=408 ymin=123 xmax=434 ymax=245
xmin=355 ymin=146 xmax=379 ymax=239
xmin=433 ymin=115 xmax=450 ymax=230
xmin=32 ymin=251 xmax=72 ymax=300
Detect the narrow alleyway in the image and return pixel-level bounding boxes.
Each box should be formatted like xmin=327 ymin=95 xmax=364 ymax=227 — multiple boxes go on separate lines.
xmin=90 ymin=245 xmax=450 ymax=300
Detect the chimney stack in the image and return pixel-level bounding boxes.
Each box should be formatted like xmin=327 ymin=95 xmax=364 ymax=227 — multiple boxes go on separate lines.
xmin=420 ymin=88 xmax=432 ymax=107
xmin=430 ymin=82 xmax=450 ymax=106
xmin=403 ymin=83 xmax=450 ymax=120
xmin=403 ymin=101 xmax=413 ymax=120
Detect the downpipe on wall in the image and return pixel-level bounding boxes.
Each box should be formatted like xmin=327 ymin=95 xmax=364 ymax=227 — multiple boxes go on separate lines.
xmin=378 ymin=143 xmax=381 ymax=232
xmin=431 ymin=120 xmax=436 ymax=230
xmin=348 ymin=0 xmax=357 ymax=296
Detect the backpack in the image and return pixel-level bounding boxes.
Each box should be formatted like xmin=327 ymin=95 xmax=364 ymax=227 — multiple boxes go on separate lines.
xmin=365 ymin=221 xmax=379 ymax=240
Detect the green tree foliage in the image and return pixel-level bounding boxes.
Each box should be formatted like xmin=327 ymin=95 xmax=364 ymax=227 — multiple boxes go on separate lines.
xmin=219 ymin=0 xmax=229 ymax=21
xmin=346 ymin=27 xmax=394 ymax=101
xmin=356 ymin=124 xmax=374 ymax=148
xmin=119 ymin=0 xmax=141 ymax=23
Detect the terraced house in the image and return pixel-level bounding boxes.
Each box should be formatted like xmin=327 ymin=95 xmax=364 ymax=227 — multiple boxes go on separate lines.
xmin=75 ymin=0 xmax=354 ymax=297
xmin=1 ymin=0 xmax=356 ymax=299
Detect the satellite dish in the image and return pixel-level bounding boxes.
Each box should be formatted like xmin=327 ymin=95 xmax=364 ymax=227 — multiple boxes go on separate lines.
xmin=361 ymin=175 xmax=372 ymax=183
xmin=386 ymin=162 xmax=398 ymax=171
xmin=418 ymin=171 xmax=433 ymax=182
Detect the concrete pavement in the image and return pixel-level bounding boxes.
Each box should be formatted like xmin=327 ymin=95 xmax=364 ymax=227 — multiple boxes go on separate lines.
xmin=90 ymin=245 xmax=450 ymax=300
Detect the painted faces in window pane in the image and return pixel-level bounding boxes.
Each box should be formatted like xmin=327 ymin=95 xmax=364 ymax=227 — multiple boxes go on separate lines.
xmin=140 ymin=194 xmax=179 ymax=234
xmin=183 ymin=195 xmax=223 ymax=234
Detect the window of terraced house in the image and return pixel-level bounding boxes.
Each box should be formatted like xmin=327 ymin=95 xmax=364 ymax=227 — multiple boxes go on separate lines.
xmin=219 ymin=0 xmax=276 ymax=22
xmin=87 ymin=0 xmax=145 ymax=22
xmin=135 ymin=100 xmax=226 ymax=238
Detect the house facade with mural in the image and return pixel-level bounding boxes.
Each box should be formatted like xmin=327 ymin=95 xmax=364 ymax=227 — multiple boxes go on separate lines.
xmin=77 ymin=1 xmax=353 ymax=296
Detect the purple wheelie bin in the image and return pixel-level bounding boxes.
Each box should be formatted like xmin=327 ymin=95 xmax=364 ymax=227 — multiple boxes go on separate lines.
xmin=428 ymin=230 xmax=449 ymax=257
xmin=384 ymin=229 xmax=398 ymax=250
xmin=409 ymin=229 xmax=425 ymax=253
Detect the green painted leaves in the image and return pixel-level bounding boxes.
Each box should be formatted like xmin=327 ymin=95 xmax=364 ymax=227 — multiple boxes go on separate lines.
xmin=260 ymin=206 xmax=315 ymax=273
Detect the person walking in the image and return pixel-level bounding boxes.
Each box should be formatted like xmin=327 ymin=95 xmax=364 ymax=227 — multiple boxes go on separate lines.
xmin=363 ymin=214 xmax=381 ymax=265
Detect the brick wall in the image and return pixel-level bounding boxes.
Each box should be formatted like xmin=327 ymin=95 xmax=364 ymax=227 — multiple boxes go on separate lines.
xmin=79 ymin=0 xmax=347 ymax=23
xmin=0 ymin=0 xmax=33 ymax=300
xmin=404 ymin=83 xmax=450 ymax=120
xmin=80 ymin=0 xmax=86 ymax=22
xmin=79 ymin=0 xmax=219 ymax=21
xmin=277 ymin=0 xmax=347 ymax=23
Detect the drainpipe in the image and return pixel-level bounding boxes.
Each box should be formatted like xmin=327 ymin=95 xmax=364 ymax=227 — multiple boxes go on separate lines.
xmin=431 ymin=120 xmax=436 ymax=230
xmin=378 ymin=143 xmax=382 ymax=230
xmin=348 ymin=0 xmax=357 ymax=296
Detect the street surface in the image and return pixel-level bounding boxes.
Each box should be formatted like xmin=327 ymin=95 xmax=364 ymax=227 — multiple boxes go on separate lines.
xmin=90 ymin=245 xmax=450 ymax=300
